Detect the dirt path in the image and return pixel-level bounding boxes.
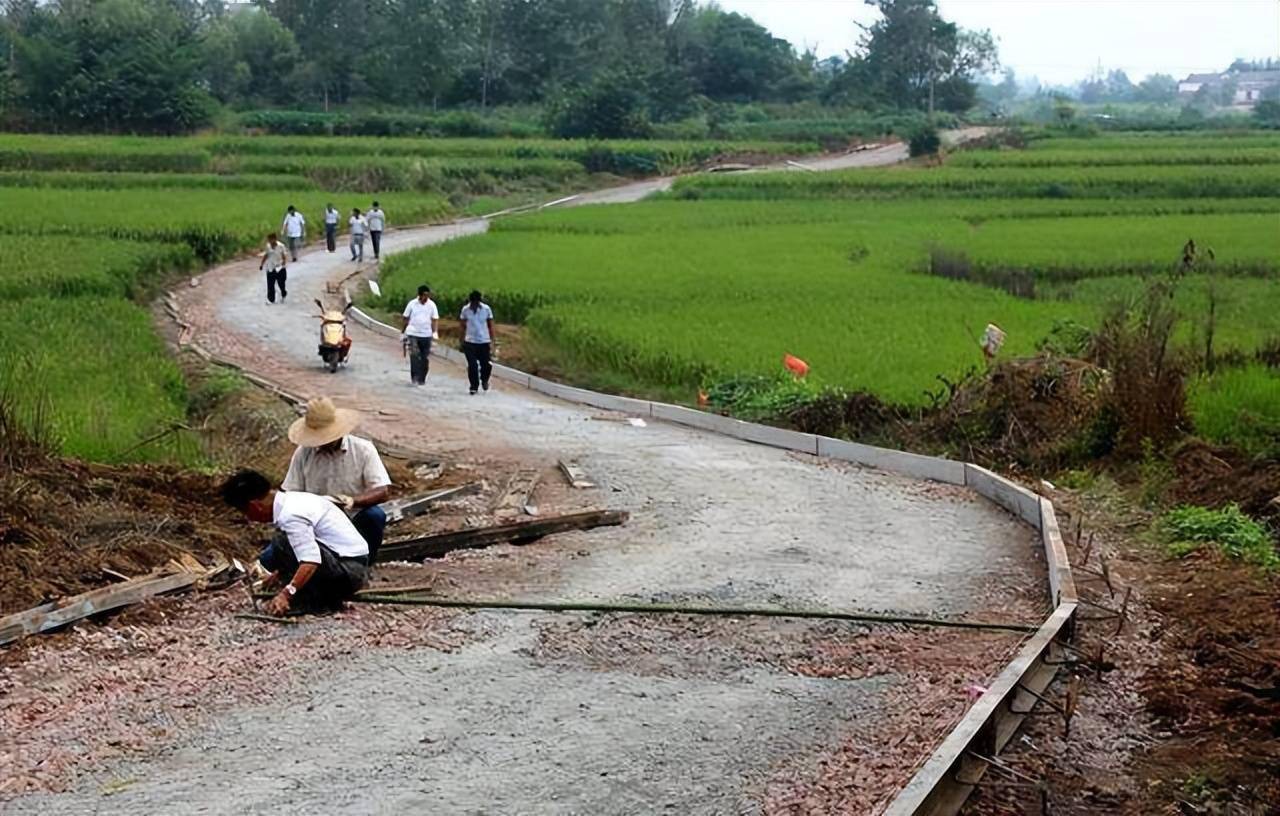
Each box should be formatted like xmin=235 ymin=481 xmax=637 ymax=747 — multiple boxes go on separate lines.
xmin=4 ymin=129 xmax=1043 ymax=815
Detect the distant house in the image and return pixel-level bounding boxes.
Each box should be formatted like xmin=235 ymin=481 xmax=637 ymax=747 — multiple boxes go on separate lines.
xmin=1179 ymin=69 xmax=1280 ymax=107
xmin=1233 ymin=71 xmax=1280 ymax=105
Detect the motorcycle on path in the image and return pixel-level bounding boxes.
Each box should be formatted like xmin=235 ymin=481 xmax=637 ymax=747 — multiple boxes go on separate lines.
xmin=314 ymin=299 xmax=353 ymax=373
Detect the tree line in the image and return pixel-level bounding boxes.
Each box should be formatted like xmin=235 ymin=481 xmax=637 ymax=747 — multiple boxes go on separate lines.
xmin=0 ymin=0 xmax=997 ymax=135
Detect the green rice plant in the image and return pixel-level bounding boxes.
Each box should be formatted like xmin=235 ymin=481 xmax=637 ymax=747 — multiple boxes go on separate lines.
xmin=1188 ymin=365 xmax=1280 ymax=457
xmin=0 ymin=187 xmax=450 ymax=261
xmin=951 ymin=146 xmax=1280 ymax=168
xmin=0 ymin=297 xmax=197 ymax=464
xmin=673 ymin=163 xmax=1280 ymax=200
xmin=0 ymin=134 xmax=210 ymax=173
xmin=235 ymin=155 xmax=585 ymax=191
xmin=0 ymin=236 xmax=197 ymax=300
xmin=0 ymin=171 xmax=317 ymax=191
xmin=1158 ymin=503 xmax=1278 ymax=570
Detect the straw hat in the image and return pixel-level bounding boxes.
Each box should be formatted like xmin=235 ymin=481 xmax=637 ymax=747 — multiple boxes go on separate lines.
xmin=288 ymin=397 xmax=361 ymax=447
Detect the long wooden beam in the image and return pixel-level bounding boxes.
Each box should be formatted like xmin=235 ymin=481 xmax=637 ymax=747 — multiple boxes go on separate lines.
xmin=377 ymin=509 xmax=628 ymax=563
xmin=0 ymin=570 xmax=205 ymax=647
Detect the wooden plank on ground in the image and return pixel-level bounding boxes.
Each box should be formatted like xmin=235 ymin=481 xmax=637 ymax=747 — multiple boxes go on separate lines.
xmin=0 ymin=570 xmax=206 ymax=647
xmin=383 ymin=483 xmax=481 ymax=524
xmin=377 ymin=509 xmax=628 ymax=563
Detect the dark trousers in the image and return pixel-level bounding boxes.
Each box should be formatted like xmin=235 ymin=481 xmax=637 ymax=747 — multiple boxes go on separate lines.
xmin=463 ymin=341 xmax=492 ymax=392
xmin=258 ymin=537 xmax=367 ymax=611
xmin=408 ymin=335 xmax=432 ymax=384
xmin=266 ymin=267 xmax=287 ymax=302
xmin=325 ymin=223 xmax=337 ymax=252
xmin=286 ymin=235 xmax=302 ymax=261
xmin=351 ymin=505 xmax=387 ymax=565
xmin=370 ymin=230 xmax=383 ymax=259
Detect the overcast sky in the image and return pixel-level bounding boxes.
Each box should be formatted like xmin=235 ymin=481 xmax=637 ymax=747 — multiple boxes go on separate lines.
xmin=715 ymin=0 xmax=1280 ymax=86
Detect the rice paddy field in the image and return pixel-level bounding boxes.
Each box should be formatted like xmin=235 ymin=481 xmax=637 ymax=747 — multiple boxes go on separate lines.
xmin=375 ymin=130 xmax=1280 ymax=454
xmin=0 ymin=132 xmax=807 ymax=461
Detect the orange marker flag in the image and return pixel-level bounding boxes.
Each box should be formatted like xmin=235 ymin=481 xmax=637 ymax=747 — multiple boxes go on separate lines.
xmin=783 ymin=353 xmax=809 ymax=378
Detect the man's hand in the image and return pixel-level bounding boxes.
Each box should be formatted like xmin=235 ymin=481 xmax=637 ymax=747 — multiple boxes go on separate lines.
xmin=264 ymin=590 xmax=291 ymax=616
xmin=326 ymin=493 xmax=355 ymax=511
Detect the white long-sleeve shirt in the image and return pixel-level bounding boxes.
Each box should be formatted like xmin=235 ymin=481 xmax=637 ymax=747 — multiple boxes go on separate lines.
xmin=272 ymin=490 xmax=369 ymax=564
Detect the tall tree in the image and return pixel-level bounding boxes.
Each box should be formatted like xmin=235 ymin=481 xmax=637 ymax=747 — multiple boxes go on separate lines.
xmin=828 ymin=0 xmax=997 ymax=112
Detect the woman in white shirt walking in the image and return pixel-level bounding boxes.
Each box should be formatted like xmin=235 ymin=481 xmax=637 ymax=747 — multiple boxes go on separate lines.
xmin=349 ymin=207 xmax=368 ymax=262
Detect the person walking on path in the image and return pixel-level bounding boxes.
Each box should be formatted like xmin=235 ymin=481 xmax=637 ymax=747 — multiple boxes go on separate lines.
xmin=460 ymin=290 xmax=495 ymax=395
xmin=349 ymin=207 xmax=368 ymax=262
xmin=323 ymin=203 xmax=340 ymax=253
xmin=259 ymin=232 xmax=289 ymax=304
xmin=220 ymin=469 xmax=369 ymax=615
xmin=401 ymin=285 xmax=438 ymax=386
xmin=262 ymin=397 xmax=393 ymax=565
xmin=367 ymin=201 xmax=386 ymax=260
xmin=281 ymin=205 xmax=306 ymax=262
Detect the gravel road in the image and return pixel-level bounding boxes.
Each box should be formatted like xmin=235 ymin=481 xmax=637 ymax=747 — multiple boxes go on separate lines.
xmin=3 ymin=128 xmax=1044 ymax=815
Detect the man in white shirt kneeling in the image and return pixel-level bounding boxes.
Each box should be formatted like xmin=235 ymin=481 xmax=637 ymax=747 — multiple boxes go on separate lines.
xmin=221 ymin=469 xmax=369 ymax=615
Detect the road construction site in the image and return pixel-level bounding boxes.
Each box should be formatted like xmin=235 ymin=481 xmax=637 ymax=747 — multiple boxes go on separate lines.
xmin=1 ymin=134 xmax=1062 ymax=814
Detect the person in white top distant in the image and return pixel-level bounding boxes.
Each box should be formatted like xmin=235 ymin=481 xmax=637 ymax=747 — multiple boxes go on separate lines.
xmin=400 ymin=284 xmax=439 ymax=386
xmin=366 ymin=201 xmax=386 ymax=260
xmin=459 ymin=289 xmax=495 ymax=395
xmin=323 ymin=203 xmax=340 ymax=253
xmin=220 ymin=469 xmax=369 ymax=615
xmin=281 ymin=205 xmax=306 ymax=262
xmin=258 ymin=232 xmax=289 ymax=304
xmin=348 ymin=207 xmax=368 ymax=262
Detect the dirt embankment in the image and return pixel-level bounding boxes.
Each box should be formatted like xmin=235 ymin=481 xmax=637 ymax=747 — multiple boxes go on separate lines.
xmin=961 ymin=485 xmax=1280 ymax=816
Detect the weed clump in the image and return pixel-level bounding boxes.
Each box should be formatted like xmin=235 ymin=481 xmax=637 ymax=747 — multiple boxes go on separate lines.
xmin=1159 ymin=504 xmax=1278 ymax=571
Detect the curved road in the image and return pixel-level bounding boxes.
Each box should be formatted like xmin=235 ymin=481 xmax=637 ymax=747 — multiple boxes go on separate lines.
xmin=7 ymin=128 xmax=1043 ymax=815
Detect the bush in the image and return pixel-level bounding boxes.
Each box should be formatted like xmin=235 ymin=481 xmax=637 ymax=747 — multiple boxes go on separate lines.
xmin=545 ymin=75 xmax=653 ymax=140
xmin=908 ymin=125 xmax=942 ymax=157
xmin=1159 ymin=504 xmax=1278 ymax=570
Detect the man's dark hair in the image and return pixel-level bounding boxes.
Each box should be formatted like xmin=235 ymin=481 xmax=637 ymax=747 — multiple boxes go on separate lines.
xmin=287 ymin=205 xmax=295 ymax=211
xmin=372 ymin=200 xmax=380 ymax=207
xmin=417 ymin=285 xmax=431 ymax=295
xmin=221 ymin=469 xmax=271 ymax=510
xmin=469 ymin=290 xmax=482 ymax=302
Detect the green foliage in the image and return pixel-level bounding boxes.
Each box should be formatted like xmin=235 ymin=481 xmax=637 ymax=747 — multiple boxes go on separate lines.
xmin=9 ymin=0 xmax=213 ymax=133
xmin=1037 ymin=320 xmax=1094 ymax=357
xmin=1255 ymin=99 xmax=1280 ymax=127
xmin=1159 ymin=504 xmax=1278 ymax=570
xmin=704 ymin=375 xmax=821 ymax=422
xmin=238 ymin=109 xmax=541 ymax=138
xmin=0 ymin=236 xmax=196 ymax=300
xmin=545 ymin=73 xmax=653 ymax=140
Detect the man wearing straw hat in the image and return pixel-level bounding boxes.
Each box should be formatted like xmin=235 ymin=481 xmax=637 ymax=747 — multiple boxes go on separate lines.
xmin=275 ymin=397 xmax=392 ymax=565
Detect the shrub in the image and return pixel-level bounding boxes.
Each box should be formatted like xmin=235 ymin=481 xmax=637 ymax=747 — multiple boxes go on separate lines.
xmin=546 ymin=75 xmax=654 ymax=140
xmin=908 ymin=125 xmax=942 ymax=157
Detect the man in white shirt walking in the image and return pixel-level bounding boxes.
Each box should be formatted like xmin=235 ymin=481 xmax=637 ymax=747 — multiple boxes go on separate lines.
xmin=258 ymin=232 xmax=289 ymax=304
xmin=221 ymin=469 xmax=369 ymax=615
xmin=400 ymin=284 xmax=438 ymax=386
xmin=459 ymin=289 xmax=495 ymax=395
xmin=367 ymin=201 xmax=386 ymax=260
xmin=323 ymin=203 xmax=340 ymax=253
xmin=349 ymin=207 xmax=368 ymax=262
xmin=281 ymin=205 xmax=306 ymax=262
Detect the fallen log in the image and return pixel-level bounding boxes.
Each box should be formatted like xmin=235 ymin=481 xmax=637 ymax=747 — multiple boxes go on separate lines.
xmin=377 ymin=509 xmax=628 ymax=563
xmin=0 ymin=569 xmax=208 ymax=647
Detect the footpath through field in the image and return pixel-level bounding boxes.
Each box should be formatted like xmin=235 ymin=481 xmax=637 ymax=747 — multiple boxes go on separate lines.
xmin=7 ymin=128 xmax=1049 ymax=815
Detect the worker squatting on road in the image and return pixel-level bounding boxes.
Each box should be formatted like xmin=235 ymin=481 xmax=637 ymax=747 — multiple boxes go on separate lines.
xmin=263 ymin=397 xmax=393 ymax=568
xmin=220 ymin=470 xmax=369 ymax=615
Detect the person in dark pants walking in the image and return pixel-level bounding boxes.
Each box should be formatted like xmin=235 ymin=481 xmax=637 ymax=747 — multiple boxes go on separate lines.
xmin=400 ymin=285 xmax=438 ymax=386
xmin=281 ymin=205 xmax=306 ymax=262
xmin=367 ymin=201 xmax=386 ymax=260
xmin=259 ymin=233 xmax=288 ymax=304
xmin=323 ymin=203 xmax=340 ymax=252
xmin=220 ymin=470 xmax=369 ymax=615
xmin=459 ymin=290 xmax=495 ymax=395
